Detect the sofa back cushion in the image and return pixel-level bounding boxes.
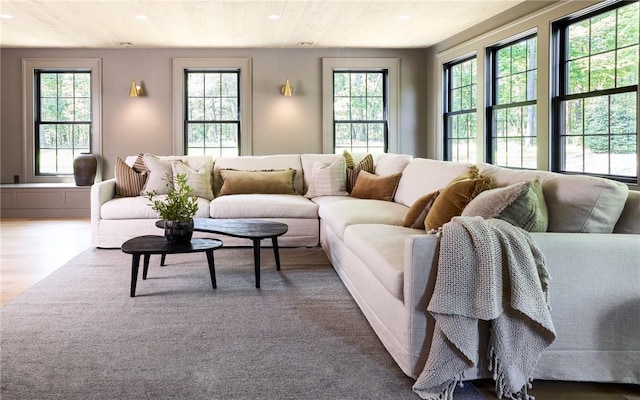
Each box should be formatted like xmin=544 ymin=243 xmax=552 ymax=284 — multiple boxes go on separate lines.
xmin=213 ymin=154 xmax=303 ymax=196
xmin=372 ymin=153 xmax=413 ymax=176
xmin=614 ymin=190 xmax=640 ymax=234
xmin=394 ymin=158 xmax=472 ymax=207
xmin=477 ymin=163 xmax=629 ymax=233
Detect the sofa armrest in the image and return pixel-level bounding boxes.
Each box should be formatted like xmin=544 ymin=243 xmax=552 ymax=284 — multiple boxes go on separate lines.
xmin=91 ymin=178 xmax=116 ymax=223
xmin=403 ymin=234 xmax=439 ymax=309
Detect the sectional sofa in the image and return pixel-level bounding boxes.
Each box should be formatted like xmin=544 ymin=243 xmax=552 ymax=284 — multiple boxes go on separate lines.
xmin=91 ymin=153 xmax=640 ymax=386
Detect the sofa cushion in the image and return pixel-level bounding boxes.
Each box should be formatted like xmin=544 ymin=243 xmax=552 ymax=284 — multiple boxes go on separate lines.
xmin=478 ymin=163 xmax=629 ymax=233
xmin=344 ymin=224 xmax=424 ymax=301
xmin=424 ymin=167 xmax=492 ymax=231
xmin=319 ymin=199 xmax=408 ymax=240
xmin=614 ymin=190 xmax=640 ymax=234
xmin=214 ymin=155 xmax=303 ymax=195
xmin=115 ymin=156 xmax=147 ymax=197
xmin=462 ymin=178 xmax=548 ymax=232
xmin=395 ymin=158 xmax=473 ymax=207
xmin=372 ymin=153 xmax=412 ymax=176
xmin=219 ymin=169 xmax=297 ymax=196
xmin=350 ymin=171 xmax=402 ymax=202
xmin=101 ymin=195 xmax=210 ymax=220
xmin=402 ymin=191 xmax=439 ymax=229
xmin=172 ymin=160 xmax=215 ymax=200
xmin=209 ymin=194 xmax=318 ymax=219
xmin=304 ymin=158 xmax=348 ymax=198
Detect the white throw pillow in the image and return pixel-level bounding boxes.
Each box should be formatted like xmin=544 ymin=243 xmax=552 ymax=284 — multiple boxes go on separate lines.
xmin=142 ymin=154 xmax=173 ymax=194
xmin=304 ymin=158 xmax=348 ymax=198
xmin=172 ymin=160 xmax=214 ymax=200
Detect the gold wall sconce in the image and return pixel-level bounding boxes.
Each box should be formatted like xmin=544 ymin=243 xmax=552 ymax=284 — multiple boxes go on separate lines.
xmin=280 ymin=80 xmax=293 ymax=97
xmin=129 ymin=81 xmax=143 ymax=97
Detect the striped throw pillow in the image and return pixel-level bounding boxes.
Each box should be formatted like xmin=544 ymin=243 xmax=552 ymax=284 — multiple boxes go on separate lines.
xmin=115 ymin=156 xmax=147 ymax=197
xmin=346 ymin=153 xmax=374 ymax=193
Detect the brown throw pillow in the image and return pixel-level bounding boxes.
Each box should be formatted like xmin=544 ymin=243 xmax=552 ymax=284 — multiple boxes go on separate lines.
xmin=424 ymin=167 xmax=492 ymax=231
xmin=115 ymin=156 xmax=147 ymax=197
xmin=402 ymin=191 xmax=439 ymax=229
xmin=350 ymin=171 xmax=402 ymax=202
xmin=219 ymin=169 xmax=297 ymax=195
xmin=345 ymin=153 xmax=375 ymax=193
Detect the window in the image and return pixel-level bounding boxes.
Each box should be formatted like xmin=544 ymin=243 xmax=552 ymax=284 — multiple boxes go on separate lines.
xmin=23 ymin=58 xmax=102 ymax=183
xmin=488 ymin=35 xmax=538 ymax=169
xmin=333 ymin=71 xmax=387 ymax=153
xmin=322 ymin=58 xmax=399 ymax=154
xmin=554 ymin=1 xmax=638 ymax=181
xmin=184 ymin=70 xmax=240 ymax=156
xmin=172 ymin=58 xmax=252 ymax=156
xmin=444 ymin=56 xmax=477 ymax=162
xmin=35 ymin=71 xmax=92 ymax=175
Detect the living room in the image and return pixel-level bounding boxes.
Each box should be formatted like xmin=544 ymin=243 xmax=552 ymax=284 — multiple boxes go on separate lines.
xmin=1 ymin=0 xmax=639 ymax=399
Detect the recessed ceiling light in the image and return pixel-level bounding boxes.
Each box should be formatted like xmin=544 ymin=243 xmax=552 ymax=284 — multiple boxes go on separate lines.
xmin=117 ymin=42 xmax=134 ymax=48
xmin=398 ymin=15 xmax=411 ymax=20
xmin=0 ymin=14 xmax=14 ymax=19
xmin=267 ymin=14 xmax=280 ymax=20
xmin=135 ymin=15 xmax=148 ymax=20
xmin=298 ymin=41 xmax=314 ymax=47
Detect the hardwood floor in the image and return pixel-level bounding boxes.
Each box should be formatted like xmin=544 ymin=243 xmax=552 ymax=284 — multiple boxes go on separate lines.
xmin=0 ymin=218 xmax=638 ymax=399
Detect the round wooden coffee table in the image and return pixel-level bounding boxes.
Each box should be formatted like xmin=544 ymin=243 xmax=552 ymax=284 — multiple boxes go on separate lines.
xmin=122 ymin=235 xmax=223 ymax=297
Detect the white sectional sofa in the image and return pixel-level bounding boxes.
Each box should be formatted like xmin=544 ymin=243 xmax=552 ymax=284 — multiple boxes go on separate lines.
xmin=91 ymin=153 xmax=640 ymax=385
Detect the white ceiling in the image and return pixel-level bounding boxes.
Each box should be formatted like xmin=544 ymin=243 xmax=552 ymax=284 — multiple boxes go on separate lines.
xmin=0 ymin=0 xmax=526 ymax=49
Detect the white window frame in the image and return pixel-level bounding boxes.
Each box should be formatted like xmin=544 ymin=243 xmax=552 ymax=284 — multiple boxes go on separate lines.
xmin=172 ymin=58 xmax=252 ymax=156
xmin=322 ymin=58 xmax=399 ymax=154
xmin=22 ymin=58 xmax=102 ymax=183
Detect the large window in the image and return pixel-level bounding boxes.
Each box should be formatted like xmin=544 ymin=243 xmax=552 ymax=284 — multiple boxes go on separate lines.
xmin=333 ymin=71 xmax=387 ymax=153
xmin=172 ymin=58 xmax=252 ymax=156
xmin=322 ymin=58 xmax=399 ymax=154
xmin=184 ymin=70 xmax=240 ymax=156
xmin=35 ymin=70 xmax=92 ymax=175
xmin=444 ymin=56 xmax=477 ymax=162
xmin=554 ymin=1 xmax=638 ymax=181
xmin=488 ymin=35 xmax=538 ymax=169
xmin=23 ymin=58 xmax=102 ymax=183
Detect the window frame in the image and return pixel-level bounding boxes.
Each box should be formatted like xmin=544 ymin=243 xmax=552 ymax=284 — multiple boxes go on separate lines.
xmin=443 ymin=55 xmax=478 ymax=162
xmin=22 ymin=58 xmax=102 ymax=184
xmin=486 ymin=32 xmax=539 ymax=169
xmin=552 ymin=1 xmax=639 ymax=183
xmin=172 ymin=58 xmax=252 ymax=156
xmin=332 ymin=70 xmax=388 ymax=154
xmin=183 ymin=69 xmax=242 ymax=156
xmin=322 ymin=58 xmax=399 ymax=154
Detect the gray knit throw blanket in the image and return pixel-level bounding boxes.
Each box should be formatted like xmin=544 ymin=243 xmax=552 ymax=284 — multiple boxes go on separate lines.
xmin=413 ymin=216 xmax=556 ymax=400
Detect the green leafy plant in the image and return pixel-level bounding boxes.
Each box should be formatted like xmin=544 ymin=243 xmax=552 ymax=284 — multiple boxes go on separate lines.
xmin=146 ymin=173 xmax=199 ymax=221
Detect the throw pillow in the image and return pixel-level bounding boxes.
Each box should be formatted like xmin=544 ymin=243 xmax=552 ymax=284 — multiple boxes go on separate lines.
xmin=462 ymin=178 xmax=548 ymax=232
xmin=402 ymin=191 xmax=439 ymax=229
xmin=132 ymin=153 xmax=148 ymax=174
xmin=142 ymin=154 xmax=174 ymax=195
xmin=304 ymin=158 xmax=348 ymax=198
xmin=350 ymin=171 xmax=402 ymax=202
xmin=114 ymin=156 xmax=147 ymax=197
xmin=424 ymin=167 xmax=492 ymax=231
xmin=172 ymin=161 xmax=214 ymax=200
xmin=219 ymin=169 xmax=297 ymax=195
xmin=343 ymin=150 xmax=355 ymax=170
xmin=345 ymin=152 xmax=375 ymax=193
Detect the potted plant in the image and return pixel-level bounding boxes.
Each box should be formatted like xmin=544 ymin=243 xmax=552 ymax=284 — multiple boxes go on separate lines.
xmin=146 ymin=173 xmax=199 ymax=244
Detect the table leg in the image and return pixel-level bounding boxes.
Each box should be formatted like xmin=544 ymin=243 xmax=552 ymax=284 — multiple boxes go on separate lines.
xmin=130 ymin=253 xmax=141 ymax=297
xmin=142 ymin=253 xmax=151 ymax=280
xmin=253 ymin=239 xmax=261 ymax=289
xmin=160 ymin=254 xmax=166 ymax=266
xmin=206 ymin=250 xmax=216 ymax=289
xmin=271 ymin=237 xmax=281 ymax=271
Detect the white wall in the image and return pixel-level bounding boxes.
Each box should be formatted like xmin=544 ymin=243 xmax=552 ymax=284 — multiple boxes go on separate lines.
xmin=1 ymin=47 xmax=428 ymax=182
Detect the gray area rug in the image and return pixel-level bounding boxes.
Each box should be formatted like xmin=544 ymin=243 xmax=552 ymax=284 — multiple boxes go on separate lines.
xmin=1 ymin=246 xmax=484 ymax=399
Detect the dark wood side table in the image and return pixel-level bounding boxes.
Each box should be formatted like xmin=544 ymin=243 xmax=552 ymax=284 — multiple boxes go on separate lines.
xmin=156 ymin=219 xmax=288 ymax=289
xmin=122 ymin=235 xmax=223 ymax=297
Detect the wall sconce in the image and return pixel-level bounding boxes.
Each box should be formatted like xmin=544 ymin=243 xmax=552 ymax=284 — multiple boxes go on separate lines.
xmin=129 ymin=81 xmax=143 ymax=97
xmin=280 ymin=80 xmax=293 ymax=97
